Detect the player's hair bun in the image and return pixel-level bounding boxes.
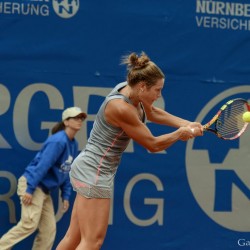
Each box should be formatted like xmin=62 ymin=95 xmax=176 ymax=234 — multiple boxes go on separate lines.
xmin=122 ymin=52 xmax=150 ymax=69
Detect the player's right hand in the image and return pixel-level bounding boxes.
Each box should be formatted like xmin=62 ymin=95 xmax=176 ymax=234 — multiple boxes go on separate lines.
xmin=179 ymin=127 xmax=194 ymax=141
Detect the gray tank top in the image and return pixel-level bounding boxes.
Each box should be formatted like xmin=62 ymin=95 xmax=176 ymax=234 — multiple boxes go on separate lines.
xmin=70 ymin=82 xmax=146 ymax=189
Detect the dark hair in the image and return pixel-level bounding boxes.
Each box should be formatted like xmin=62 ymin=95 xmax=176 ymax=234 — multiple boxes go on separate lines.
xmin=51 ymin=121 xmax=65 ymax=135
xmin=121 ymin=52 xmax=165 ymax=88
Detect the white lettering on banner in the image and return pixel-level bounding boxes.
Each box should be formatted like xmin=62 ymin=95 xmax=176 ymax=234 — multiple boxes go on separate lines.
xmin=1 ymin=83 xmax=167 ymax=225
xmin=0 ymin=0 xmax=79 ymax=19
xmin=0 ymin=84 xmax=11 ymax=149
xmin=1 ymin=83 xmax=167 ymax=153
xmin=0 ymin=171 xmax=164 ymax=226
xmin=14 ymin=83 xmax=64 ymax=150
xmin=197 ymin=1 xmax=250 ymax=17
xmin=195 ymin=0 xmax=250 ymax=31
xmin=0 ymin=2 xmax=49 ymax=16
xmin=0 ymin=171 xmax=17 ymax=223
xmin=196 ymin=16 xmax=250 ymax=30
xmin=186 ymin=86 xmax=250 ymax=232
xmin=124 ymin=173 xmax=164 ymax=226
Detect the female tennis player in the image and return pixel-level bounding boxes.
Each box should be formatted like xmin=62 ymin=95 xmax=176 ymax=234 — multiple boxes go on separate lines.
xmin=56 ymin=52 xmax=203 ymax=250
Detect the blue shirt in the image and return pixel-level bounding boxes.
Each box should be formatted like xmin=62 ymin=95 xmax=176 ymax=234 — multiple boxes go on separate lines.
xmin=23 ymin=130 xmax=78 ymax=200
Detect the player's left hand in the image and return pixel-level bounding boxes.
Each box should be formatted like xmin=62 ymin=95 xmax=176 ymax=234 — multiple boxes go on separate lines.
xmin=187 ymin=122 xmax=203 ymax=136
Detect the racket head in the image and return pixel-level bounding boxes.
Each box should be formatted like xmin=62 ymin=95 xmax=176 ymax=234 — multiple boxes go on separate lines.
xmin=203 ymin=98 xmax=249 ymax=140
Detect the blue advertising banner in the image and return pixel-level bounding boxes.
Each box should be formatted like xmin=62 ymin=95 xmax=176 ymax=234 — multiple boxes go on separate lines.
xmin=0 ymin=0 xmax=250 ymax=249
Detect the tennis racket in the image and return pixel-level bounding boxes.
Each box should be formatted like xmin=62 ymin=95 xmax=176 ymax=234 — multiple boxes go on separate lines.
xmin=201 ymin=98 xmax=250 ymax=140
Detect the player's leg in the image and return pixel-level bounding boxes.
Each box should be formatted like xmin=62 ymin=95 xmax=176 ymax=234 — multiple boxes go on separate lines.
xmin=75 ymin=194 xmax=110 ymax=250
xmin=56 ymin=197 xmax=81 ymax=250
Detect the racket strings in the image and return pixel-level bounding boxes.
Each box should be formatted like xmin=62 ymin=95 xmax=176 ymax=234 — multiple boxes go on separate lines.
xmin=216 ymin=101 xmax=247 ymax=138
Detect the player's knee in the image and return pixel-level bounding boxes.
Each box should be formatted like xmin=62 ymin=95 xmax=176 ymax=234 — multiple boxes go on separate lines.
xmin=91 ymin=235 xmax=105 ymax=249
xmin=96 ymin=238 xmax=104 ymax=249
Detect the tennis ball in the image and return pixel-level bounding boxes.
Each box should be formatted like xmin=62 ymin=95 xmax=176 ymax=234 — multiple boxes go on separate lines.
xmin=242 ymin=111 xmax=250 ymax=122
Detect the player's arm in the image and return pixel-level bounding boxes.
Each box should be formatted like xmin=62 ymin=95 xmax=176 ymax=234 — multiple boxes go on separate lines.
xmin=145 ymin=105 xmax=189 ymax=127
xmin=145 ymin=105 xmax=203 ymax=135
xmin=105 ymin=100 xmax=194 ymax=152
